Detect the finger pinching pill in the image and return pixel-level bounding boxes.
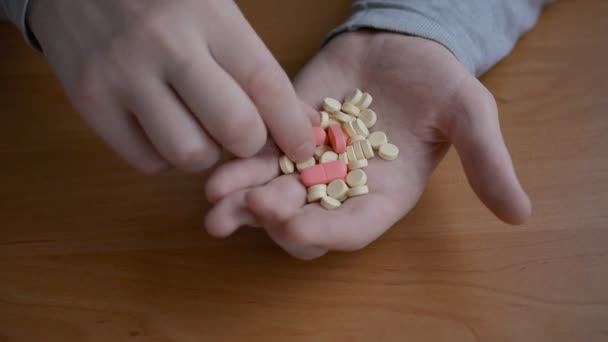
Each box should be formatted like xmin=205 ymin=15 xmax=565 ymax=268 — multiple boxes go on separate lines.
xmin=314 ymin=127 xmax=327 ymax=146
xmin=327 ymin=179 xmax=349 ymax=202
xmin=279 ymin=155 xmax=295 ymax=175
xmin=320 ymin=151 xmax=338 ymax=164
xmin=379 ymin=143 xmax=399 ymax=161
xmin=368 ymin=131 xmax=388 ymax=149
xmin=346 ymin=169 xmax=367 ymax=187
xmin=359 ymin=109 xmax=377 ymax=128
xmin=300 ymin=160 xmax=347 ymax=187
xmin=323 ymin=98 xmax=342 ymax=113
xmin=296 ymin=157 xmax=316 ymax=172
xmin=348 ymin=185 xmax=369 ymax=197
xmin=345 ymin=88 xmax=363 ymax=105
xmin=328 ymin=124 xmax=347 ymax=153
xmin=321 ymin=196 xmax=341 ymax=210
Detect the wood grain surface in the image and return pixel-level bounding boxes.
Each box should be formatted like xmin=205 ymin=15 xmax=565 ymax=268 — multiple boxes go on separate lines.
xmin=0 ymin=1 xmax=606 ymax=341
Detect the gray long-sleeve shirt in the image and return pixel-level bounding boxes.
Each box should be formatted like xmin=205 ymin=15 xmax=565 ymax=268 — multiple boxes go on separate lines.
xmin=1 ymin=0 xmax=553 ymax=76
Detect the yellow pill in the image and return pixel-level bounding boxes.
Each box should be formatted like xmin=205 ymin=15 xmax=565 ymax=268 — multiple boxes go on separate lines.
xmin=308 ymin=184 xmax=327 ymax=193
xmin=332 ymin=111 xmax=353 ymax=123
xmin=323 ymin=97 xmax=342 ymax=113
xmin=345 ymin=88 xmax=363 ymax=105
xmin=368 ymin=131 xmax=388 ymax=150
xmin=307 ymin=190 xmax=326 ymax=203
xmin=361 ymin=139 xmax=375 ymax=159
xmin=327 ymin=179 xmax=349 ymax=201
xmin=348 ymin=185 xmax=369 ymax=197
xmin=348 ymin=158 xmax=368 ymax=170
xmin=279 ymin=155 xmax=295 ymax=174
xmin=314 ymin=145 xmax=332 ymax=160
xmin=320 ymin=151 xmax=339 ymax=163
xmin=346 ymin=169 xmax=367 ymax=187
xmin=320 ymin=111 xmax=330 ymax=129
xmin=353 ymin=141 xmax=366 ymax=160
xmin=379 ymin=143 xmax=399 ymax=161
xmin=346 ymin=145 xmax=357 ymax=162
xmin=356 ymin=92 xmax=373 ymax=109
xmin=296 ymin=157 xmax=316 ymax=171
xmin=353 ymin=119 xmax=370 ymax=137
xmin=359 ymin=109 xmax=377 ymax=128
xmin=341 ymin=102 xmax=361 ymax=117
xmin=321 ymin=196 xmax=342 ymax=210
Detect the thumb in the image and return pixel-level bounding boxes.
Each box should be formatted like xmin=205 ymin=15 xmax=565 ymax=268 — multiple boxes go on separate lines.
xmin=449 ymin=79 xmax=532 ymax=224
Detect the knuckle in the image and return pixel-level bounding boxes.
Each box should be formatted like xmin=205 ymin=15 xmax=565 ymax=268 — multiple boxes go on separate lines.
xmin=171 ymin=142 xmax=211 ymax=171
xmin=244 ymin=60 xmax=288 ymax=103
xmin=283 ymin=221 xmax=317 ymax=247
xmin=218 ymin=113 xmax=265 ymax=155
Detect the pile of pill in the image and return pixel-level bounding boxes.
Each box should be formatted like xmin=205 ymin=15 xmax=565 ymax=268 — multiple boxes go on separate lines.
xmin=278 ymin=89 xmax=399 ymax=210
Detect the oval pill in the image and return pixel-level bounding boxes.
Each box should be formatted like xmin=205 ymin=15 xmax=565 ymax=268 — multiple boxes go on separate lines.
xmin=320 ymin=111 xmax=330 ymax=129
xmin=332 ymin=111 xmax=353 ymax=123
xmin=353 ymin=119 xmax=370 ymax=137
xmin=314 ymin=145 xmax=332 ymax=160
xmin=327 ymin=179 xmax=349 ymax=201
xmin=308 ymin=184 xmax=327 ymax=193
xmin=353 ymin=141 xmax=365 ymax=160
xmin=307 ymin=190 xmax=326 ymax=203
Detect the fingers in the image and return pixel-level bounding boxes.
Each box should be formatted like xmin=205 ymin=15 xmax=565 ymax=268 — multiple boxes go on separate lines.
xmin=168 ymin=48 xmax=268 ymax=159
xmin=124 ymin=74 xmax=222 ymax=172
xmin=74 ymin=88 xmax=168 ymax=174
xmin=205 ymin=148 xmax=280 ymax=203
xmin=204 ymin=189 xmax=259 ymax=238
xmin=449 ymin=80 xmax=532 ymax=224
xmin=205 ymin=1 xmax=315 ymax=162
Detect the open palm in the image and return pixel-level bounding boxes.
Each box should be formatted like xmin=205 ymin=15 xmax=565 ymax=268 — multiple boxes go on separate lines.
xmin=204 ymin=32 xmax=531 ymax=259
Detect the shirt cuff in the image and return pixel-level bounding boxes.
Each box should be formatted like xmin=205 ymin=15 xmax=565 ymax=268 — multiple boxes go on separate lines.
xmin=325 ymin=0 xmax=476 ymax=75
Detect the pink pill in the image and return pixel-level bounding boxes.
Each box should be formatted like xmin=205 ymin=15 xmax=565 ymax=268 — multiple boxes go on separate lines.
xmin=300 ymin=160 xmax=347 ymax=187
xmin=313 ymin=127 xmax=327 ymax=146
xmin=328 ymin=124 xmax=347 ymax=153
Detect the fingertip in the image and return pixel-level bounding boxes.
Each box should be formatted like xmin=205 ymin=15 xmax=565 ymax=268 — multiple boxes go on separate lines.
xmin=500 ymin=190 xmax=533 ymax=225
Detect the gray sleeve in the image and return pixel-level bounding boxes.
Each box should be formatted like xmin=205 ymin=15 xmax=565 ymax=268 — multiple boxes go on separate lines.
xmin=1 ymin=0 xmax=37 ymax=47
xmin=327 ymin=0 xmax=554 ymax=76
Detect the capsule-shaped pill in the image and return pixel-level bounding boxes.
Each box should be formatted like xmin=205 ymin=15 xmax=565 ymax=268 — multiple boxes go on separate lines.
xmin=300 ymin=160 xmax=347 ymax=187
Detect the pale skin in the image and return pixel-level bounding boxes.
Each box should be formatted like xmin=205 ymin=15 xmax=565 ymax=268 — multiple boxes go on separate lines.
xmin=27 ymin=0 xmax=316 ymax=173
xmin=205 ymin=32 xmax=532 ymax=260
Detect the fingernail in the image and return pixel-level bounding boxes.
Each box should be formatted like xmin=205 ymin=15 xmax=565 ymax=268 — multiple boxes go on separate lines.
xmin=293 ymin=141 xmax=315 ymax=162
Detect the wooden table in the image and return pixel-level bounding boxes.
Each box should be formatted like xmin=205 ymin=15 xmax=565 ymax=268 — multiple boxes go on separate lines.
xmin=1 ymin=1 xmax=606 ymax=341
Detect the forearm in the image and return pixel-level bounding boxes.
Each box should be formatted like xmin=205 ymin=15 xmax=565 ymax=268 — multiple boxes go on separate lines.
xmin=328 ymin=0 xmax=555 ymax=76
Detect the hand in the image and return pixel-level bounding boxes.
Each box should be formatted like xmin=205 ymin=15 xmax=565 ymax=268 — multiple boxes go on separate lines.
xmin=204 ymin=32 xmax=532 ymax=259
xmin=28 ymin=0 xmax=315 ymax=173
